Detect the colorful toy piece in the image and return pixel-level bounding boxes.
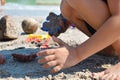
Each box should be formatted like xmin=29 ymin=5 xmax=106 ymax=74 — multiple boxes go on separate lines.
xmin=26 ymin=34 xmax=50 ymax=42
xmin=25 ymin=34 xmax=51 ymax=48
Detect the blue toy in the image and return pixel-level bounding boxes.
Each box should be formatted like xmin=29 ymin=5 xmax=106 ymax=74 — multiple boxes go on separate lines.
xmin=41 ymin=12 xmax=68 ymax=37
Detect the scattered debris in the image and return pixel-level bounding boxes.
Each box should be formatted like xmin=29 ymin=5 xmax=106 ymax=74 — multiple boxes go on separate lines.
xmin=14 ymin=47 xmax=25 ymax=50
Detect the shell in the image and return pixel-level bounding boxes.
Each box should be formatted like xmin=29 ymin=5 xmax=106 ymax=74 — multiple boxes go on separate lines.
xmin=12 ymin=53 xmax=37 ymax=62
xmin=22 ymin=18 xmax=39 ymax=34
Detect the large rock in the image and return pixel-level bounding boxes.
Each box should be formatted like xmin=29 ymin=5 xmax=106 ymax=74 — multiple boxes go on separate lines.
xmin=22 ymin=18 xmax=39 ymax=34
xmin=0 ymin=15 xmax=19 ymax=40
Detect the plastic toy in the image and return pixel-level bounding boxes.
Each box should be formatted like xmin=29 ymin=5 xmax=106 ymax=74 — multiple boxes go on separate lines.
xmin=41 ymin=12 xmax=69 ymax=37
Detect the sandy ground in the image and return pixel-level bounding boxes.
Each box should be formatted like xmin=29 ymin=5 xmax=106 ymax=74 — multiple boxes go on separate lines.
xmin=0 ymin=16 xmax=119 ymax=80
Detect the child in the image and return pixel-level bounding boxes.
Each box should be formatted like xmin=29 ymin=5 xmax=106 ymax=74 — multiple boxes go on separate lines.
xmin=0 ymin=0 xmax=6 ymax=6
xmin=37 ymin=0 xmax=120 ymax=80
xmin=0 ymin=0 xmax=6 ymax=15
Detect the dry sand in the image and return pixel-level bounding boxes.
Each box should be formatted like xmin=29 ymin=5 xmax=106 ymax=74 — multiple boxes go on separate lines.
xmin=0 ymin=16 xmax=119 ymax=80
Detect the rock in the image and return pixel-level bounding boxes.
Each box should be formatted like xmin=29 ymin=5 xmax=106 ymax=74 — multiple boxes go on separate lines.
xmin=0 ymin=15 xmax=19 ymax=40
xmin=0 ymin=54 xmax=6 ymax=64
xmin=22 ymin=18 xmax=39 ymax=34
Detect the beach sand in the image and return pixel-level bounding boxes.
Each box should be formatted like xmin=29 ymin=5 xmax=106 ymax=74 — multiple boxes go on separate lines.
xmin=0 ymin=16 xmax=119 ymax=80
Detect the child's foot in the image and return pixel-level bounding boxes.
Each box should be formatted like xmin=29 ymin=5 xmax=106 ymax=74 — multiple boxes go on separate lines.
xmin=93 ymin=62 xmax=120 ymax=80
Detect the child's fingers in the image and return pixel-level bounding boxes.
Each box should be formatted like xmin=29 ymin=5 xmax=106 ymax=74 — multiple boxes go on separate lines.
xmin=37 ymin=49 xmax=55 ymax=56
xmin=51 ymin=65 xmax=62 ymax=73
xmin=38 ymin=55 xmax=56 ymax=64
xmin=43 ymin=60 xmax=57 ymax=69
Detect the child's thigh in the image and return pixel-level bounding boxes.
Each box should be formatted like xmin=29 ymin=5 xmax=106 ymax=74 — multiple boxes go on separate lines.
xmin=66 ymin=0 xmax=110 ymax=30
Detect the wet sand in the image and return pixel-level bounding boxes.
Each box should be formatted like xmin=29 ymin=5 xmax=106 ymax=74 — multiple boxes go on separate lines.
xmin=0 ymin=16 xmax=119 ymax=80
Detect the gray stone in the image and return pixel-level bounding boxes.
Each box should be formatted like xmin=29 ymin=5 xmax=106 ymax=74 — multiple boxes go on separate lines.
xmin=0 ymin=15 xmax=19 ymax=40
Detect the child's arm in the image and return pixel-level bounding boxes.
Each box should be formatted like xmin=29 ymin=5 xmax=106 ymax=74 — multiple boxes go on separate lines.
xmin=76 ymin=16 xmax=120 ymax=60
xmin=76 ymin=0 xmax=120 ymax=61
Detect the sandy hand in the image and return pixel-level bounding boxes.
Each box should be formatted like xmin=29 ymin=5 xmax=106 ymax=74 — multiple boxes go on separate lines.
xmin=37 ymin=36 xmax=80 ymax=73
xmin=41 ymin=12 xmax=69 ymax=37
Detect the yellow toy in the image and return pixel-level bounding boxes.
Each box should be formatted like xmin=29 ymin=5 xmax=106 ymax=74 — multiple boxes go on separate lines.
xmin=26 ymin=34 xmax=51 ymax=48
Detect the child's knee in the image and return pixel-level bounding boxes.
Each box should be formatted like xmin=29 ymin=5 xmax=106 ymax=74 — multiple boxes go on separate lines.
xmin=66 ymin=0 xmax=74 ymax=4
xmin=60 ymin=0 xmax=74 ymax=21
xmin=65 ymin=0 xmax=82 ymax=9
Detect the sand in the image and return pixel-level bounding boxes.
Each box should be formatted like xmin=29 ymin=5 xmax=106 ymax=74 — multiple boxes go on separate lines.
xmin=0 ymin=16 xmax=119 ymax=80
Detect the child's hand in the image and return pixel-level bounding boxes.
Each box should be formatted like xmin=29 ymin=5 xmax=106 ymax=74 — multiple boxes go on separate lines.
xmin=37 ymin=36 xmax=80 ymax=73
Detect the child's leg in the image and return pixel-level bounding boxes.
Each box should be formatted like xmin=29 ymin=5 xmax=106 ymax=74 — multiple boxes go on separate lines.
xmin=60 ymin=0 xmax=92 ymax=36
xmin=62 ymin=0 xmax=110 ymax=30
xmin=61 ymin=0 xmax=115 ymax=56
